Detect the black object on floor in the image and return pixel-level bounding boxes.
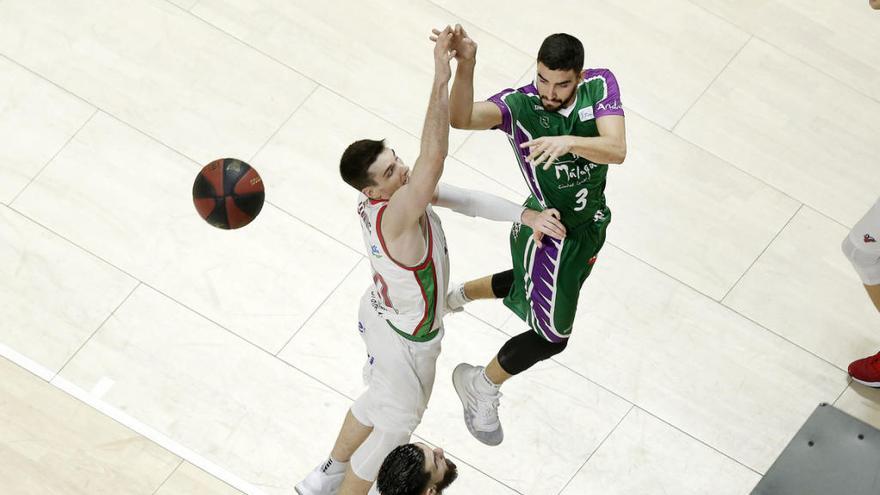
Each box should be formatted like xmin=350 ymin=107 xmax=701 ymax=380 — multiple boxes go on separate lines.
xmin=752 ymin=403 xmax=880 ymax=495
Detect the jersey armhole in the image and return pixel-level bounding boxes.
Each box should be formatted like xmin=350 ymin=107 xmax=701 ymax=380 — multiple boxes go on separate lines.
xmin=376 ymin=206 xmax=433 ymax=271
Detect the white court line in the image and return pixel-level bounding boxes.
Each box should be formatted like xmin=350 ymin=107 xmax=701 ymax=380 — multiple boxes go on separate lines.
xmin=0 ymin=342 xmax=55 ymax=382
xmin=90 ymin=376 xmax=115 ymax=398
xmin=0 ymin=343 xmax=268 ymax=495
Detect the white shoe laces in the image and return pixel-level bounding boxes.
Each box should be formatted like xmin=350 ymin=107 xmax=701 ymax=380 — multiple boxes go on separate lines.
xmin=470 ymin=388 xmax=502 ymax=430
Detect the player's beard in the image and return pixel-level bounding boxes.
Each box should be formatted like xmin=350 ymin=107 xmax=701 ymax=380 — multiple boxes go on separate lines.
xmin=541 ymin=91 xmax=576 ymax=112
xmin=434 ymin=459 xmax=459 ymax=493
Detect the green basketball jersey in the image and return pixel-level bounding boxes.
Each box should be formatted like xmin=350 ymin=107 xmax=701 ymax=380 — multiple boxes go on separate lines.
xmin=488 ymin=68 xmax=624 ymax=230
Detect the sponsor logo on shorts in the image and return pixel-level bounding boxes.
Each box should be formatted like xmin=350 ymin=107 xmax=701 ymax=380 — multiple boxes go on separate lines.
xmin=511 ymin=222 xmax=521 ymax=241
xmin=865 ymin=234 xmax=877 ymax=243
xmin=371 ymin=245 xmax=383 ymax=258
xmin=358 ymin=321 xmax=366 ymax=333
xmin=593 ymin=210 xmax=606 ymax=222
xmin=588 ymin=256 xmax=598 ymax=266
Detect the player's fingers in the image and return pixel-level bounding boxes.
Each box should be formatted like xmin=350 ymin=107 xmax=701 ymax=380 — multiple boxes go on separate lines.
xmin=544 ymin=229 xmax=562 ymax=240
xmin=520 ymin=139 xmax=537 ymax=148
xmin=539 ymin=220 xmax=560 ymax=237
xmin=528 ymin=148 xmax=545 ymax=164
xmin=542 ymin=153 xmax=559 ymax=170
xmin=537 ymin=146 xmax=552 ymax=163
xmin=432 ymin=28 xmax=441 ymax=34
xmin=546 ymin=208 xmax=561 ymax=219
xmin=547 ymin=216 xmax=565 ymax=231
xmin=552 ymin=220 xmax=566 ymax=237
xmin=533 ymin=232 xmax=543 ymax=248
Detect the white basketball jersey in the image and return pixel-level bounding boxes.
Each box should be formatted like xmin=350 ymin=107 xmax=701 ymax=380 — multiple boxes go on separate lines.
xmin=358 ymin=195 xmax=450 ymax=342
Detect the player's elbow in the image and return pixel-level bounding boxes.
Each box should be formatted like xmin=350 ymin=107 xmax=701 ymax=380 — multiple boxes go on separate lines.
xmin=609 ymin=142 xmax=627 ymax=164
xmin=449 ymin=114 xmax=469 ymax=129
xmin=424 ymin=148 xmax=448 ymax=163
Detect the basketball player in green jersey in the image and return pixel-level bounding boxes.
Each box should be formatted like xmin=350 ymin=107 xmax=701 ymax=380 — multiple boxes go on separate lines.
xmin=444 ymin=27 xmax=627 ymax=445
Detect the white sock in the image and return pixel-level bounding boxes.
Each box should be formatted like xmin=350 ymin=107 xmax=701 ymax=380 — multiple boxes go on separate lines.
xmin=320 ymin=455 xmax=348 ymax=475
xmin=446 ymin=283 xmax=472 ymax=313
xmin=457 ymin=283 xmax=472 ymax=303
xmin=474 ymin=367 xmax=501 ymax=393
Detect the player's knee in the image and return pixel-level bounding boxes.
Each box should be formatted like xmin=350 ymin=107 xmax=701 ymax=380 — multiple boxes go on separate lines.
xmin=491 ymin=269 xmax=514 ymax=298
xmin=842 ymin=235 xmax=880 ymax=285
xmin=350 ymin=429 xmax=412 ymax=482
xmin=842 ymin=235 xmax=854 ymax=258
xmin=350 ymin=398 xmax=372 ymax=429
xmin=497 ymin=330 xmax=568 ymax=375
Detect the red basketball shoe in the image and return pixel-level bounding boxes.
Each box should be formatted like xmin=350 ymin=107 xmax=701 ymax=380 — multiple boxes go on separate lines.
xmin=848 ymin=352 xmax=880 ymax=387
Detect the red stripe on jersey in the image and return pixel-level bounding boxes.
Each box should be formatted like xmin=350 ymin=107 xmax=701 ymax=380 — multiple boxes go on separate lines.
xmin=375 ymin=206 xmax=433 ymax=272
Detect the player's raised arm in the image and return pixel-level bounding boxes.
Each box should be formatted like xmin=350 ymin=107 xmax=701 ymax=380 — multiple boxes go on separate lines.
xmin=445 ymin=25 xmax=503 ymax=130
xmin=381 ymin=26 xmax=456 ymax=239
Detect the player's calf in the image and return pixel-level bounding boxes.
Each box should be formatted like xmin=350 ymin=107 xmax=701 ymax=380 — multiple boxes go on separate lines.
xmin=497 ymin=329 xmax=568 ymax=375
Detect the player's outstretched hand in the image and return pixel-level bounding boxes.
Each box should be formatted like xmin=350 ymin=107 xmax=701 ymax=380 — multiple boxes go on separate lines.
xmin=522 ymin=208 xmax=566 ymax=248
xmin=520 ymin=136 xmax=574 ymax=170
xmin=429 ymin=25 xmax=456 ymax=83
xmin=431 ymin=24 xmax=476 ymax=63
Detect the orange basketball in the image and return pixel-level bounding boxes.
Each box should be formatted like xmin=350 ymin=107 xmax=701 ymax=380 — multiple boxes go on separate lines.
xmin=192 ymin=158 xmax=265 ymax=229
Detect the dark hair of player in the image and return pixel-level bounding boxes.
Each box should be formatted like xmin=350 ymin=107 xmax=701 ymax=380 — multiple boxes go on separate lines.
xmin=340 ymin=138 xmax=385 ymax=190
xmin=376 ymin=444 xmax=431 ymax=495
xmin=537 ymin=33 xmax=584 ymax=74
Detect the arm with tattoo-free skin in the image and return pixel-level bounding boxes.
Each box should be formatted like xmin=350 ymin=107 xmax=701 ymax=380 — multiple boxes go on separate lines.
xmin=380 ymin=26 xmax=456 ymax=246
xmin=446 ymin=25 xmax=504 ymax=130
xmin=520 ymin=115 xmax=627 ymax=169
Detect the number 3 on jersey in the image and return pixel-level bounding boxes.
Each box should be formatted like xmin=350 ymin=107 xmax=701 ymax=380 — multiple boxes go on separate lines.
xmin=373 ymin=272 xmax=394 ymax=308
xmin=574 ymin=188 xmax=589 ymax=212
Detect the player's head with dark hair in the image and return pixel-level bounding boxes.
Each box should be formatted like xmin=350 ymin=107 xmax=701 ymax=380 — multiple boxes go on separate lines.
xmin=376 ymin=443 xmax=458 ymax=495
xmin=535 ymin=33 xmax=584 ymax=111
xmin=538 ymin=33 xmax=584 ymax=73
xmin=340 ymin=139 xmax=410 ymax=200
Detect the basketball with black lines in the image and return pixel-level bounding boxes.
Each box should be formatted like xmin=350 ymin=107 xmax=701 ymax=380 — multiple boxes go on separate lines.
xmin=192 ymin=158 xmax=265 ymax=230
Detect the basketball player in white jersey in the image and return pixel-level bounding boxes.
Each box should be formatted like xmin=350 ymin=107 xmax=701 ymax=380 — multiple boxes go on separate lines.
xmin=295 ymin=26 xmax=566 ymax=495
